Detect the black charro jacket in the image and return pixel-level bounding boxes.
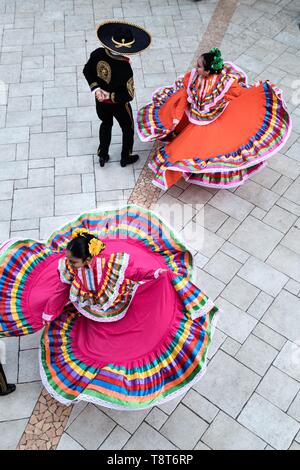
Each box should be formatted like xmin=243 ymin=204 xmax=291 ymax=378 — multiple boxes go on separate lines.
xmin=83 ymin=47 xmax=135 ymax=104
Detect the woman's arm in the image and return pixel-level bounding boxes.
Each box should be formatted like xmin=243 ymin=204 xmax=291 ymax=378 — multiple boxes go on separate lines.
xmin=42 ymin=281 xmax=71 ymax=324
xmin=125 ymin=257 xmax=167 ymax=283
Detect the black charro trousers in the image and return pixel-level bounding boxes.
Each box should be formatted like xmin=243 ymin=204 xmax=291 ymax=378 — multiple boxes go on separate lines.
xmin=96 ymin=100 xmax=134 ymax=160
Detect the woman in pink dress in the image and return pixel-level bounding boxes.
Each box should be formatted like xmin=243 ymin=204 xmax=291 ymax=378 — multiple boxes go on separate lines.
xmin=0 ymin=205 xmax=219 ymax=410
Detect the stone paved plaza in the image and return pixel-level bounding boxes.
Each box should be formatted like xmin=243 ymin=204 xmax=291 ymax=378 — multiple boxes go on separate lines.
xmin=1 ymin=0 xmax=300 ymax=451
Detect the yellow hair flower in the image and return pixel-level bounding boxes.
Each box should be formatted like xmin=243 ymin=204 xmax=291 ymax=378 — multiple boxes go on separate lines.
xmin=72 ymin=228 xmax=90 ymax=239
xmin=88 ymin=238 xmax=105 ymax=257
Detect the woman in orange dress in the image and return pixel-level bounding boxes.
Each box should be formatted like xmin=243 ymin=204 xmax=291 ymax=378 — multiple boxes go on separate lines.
xmin=137 ymin=48 xmax=291 ymax=190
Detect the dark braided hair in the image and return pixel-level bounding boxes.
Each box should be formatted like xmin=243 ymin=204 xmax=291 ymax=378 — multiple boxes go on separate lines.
xmin=67 ymin=234 xmax=98 ymax=261
xmin=201 ymin=48 xmax=224 ymax=75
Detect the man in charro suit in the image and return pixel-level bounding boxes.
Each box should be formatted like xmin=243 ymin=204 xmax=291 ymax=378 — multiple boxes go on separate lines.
xmin=83 ymin=21 xmax=151 ymax=168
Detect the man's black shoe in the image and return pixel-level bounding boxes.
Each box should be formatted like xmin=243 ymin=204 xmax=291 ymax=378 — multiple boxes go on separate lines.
xmin=120 ymin=154 xmax=139 ymax=167
xmin=99 ymin=155 xmax=110 ymax=167
xmin=0 ymin=383 xmax=16 ymax=396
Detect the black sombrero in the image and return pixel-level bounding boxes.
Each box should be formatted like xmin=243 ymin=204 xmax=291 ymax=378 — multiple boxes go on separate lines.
xmin=96 ymin=20 xmax=151 ymax=55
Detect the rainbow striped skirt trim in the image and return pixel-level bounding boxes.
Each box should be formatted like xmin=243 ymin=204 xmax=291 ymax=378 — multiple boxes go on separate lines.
xmin=0 ymin=205 xmax=219 ymax=410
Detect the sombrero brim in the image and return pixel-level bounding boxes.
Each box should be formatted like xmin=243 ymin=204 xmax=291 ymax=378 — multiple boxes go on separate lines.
xmin=97 ymin=20 xmax=151 ymax=55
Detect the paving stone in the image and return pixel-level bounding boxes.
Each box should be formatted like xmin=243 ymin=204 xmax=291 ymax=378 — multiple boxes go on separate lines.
xmin=281 ymin=227 xmax=300 ymax=256
xmin=95 ymin=162 xmax=135 ymax=191
xmin=288 ymin=392 xmax=300 ymax=423
xmin=67 ymin=404 xmax=115 ymax=450
xmin=229 ymin=216 xmax=283 ymax=261
xmin=145 ymin=408 xmax=169 ymax=430
xmin=251 ymin=207 xmax=267 ymax=220
xmin=216 ymin=297 xmax=257 ymax=344
xmin=263 ymin=205 xmax=297 ymax=233
xmin=30 ymin=132 xmax=66 ymax=159
xmin=20 ymin=330 xmax=43 ymax=350
xmin=268 ymin=245 xmax=300 ymax=283
xmin=0 ymin=180 xmax=13 ymax=200
xmin=182 ymin=390 xmax=219 ymax=424
xmin=0 ymin=64 xmax=21 ymax=83
xmin=16 ymin=143 xmax=29 ymax=161
xmin=216 ymin=216 xmax=241 ymax=240
xmin=68 ymin=137 xmax=98 ymax=156
xmin=220 ymin=241 xmax=249 ymax=263
xmin=98 ymin=407 xmax=150 ymax=434
xmin=272 ymin=175 xmax=293 ymax=196
xmin=222 ymin=276 xmax=259 ymax=311
xmin=286 ymin=143 xmax=300 ymax=164
xmin=0 ymin=199 xmax=11 ymax=221
xmin=28 ymin=168 xmax=54 ymax=187
xmin=274 ymin=341 xmax=300 ymax=382
xmin=253 ymin=323 xmax=286 ymax=351
xmin=0 ymin=162 xmax=27 ymax=181
xmin=194 ymin=351 xmax=260 ymax=418
xmin=289 ymin=441 xmax=300 ymax=450
xmin=0 ymin=221 xmax=10 ymax=242
xmin=3 ymin=28 xmax=33 ymax=46
xmin=250 ymin=166 xmax=281 ymax=189
xmin=55 ymin=155 xmax=94 ymax=175
xmin=239 ymin=256 xmax=288 ymax=297
xmin=68 ymin=122 xmax=91 ymax=139
xmin=268 ymin=153 xmax=300 ymax=180
xmin=0 ymin=144 xmax=15 ymax=162
xmin=262 ymin=290 xmax=300 ymax=342
xmin=276 ymin=197 xmax=300 ymax=217
xmin=194 ymin=441 xmax=211 ymax=450
xmin=160 ymin=404 xmax=208 ymax=449
xmin=209 ymin=190 xmax=253 ymax=221
xmin=99 ymin=426 xmax=131 ymax=450
xmin=187 ymin=227 xmax=224 ymax=259
xmin=0 ymin=382 xmax=43 ymax=422
xmin=284 ymin=177 xmax=300 ymax=205
xmin=0 ymin=419 xmax=29 ymax=450
xmin=18 ymin=349 xmax=40 ymax=383
xmin=66 ymin=106 xmax=95 ymax=123
xmin=0 ymin=127 xmax=29 ymax=144
xmin=55 ymin=175 xmax=81 ymax=195
xmin=43 ymin=87 xmax=77 ymax=109
xmin=10 ymin=219 xmax=38 ymax=233
xmin=238 ymin=394 xmax=299 ymax=450
xmin=43 ymin=116 xmax=66 ymax=133
xmin=235 ymin=334 xmax=278 ymax=376
xmin=235 ymin=180 xmax=279 ymax=211
xmin=285 ymin=279 xmax=300 ymax=296
xmin=29 ymin=159 xmax=54 ymax=169
xmin=55 ymin=192 xmax=95 ymax=216
xmin=178 ymin=186 xmax=213 ymax=205
xmin=12 ymin=187 xmax=54 ymax=219
xmin=207 ymin=328 xmax=227 ymax=360
xmin=124 ymin=422 xmax=177 ymax=450
xmin=221 ymin=337 xmax=242 ymax=356
xmin=195 ymin=204 xmax=228 ymax=232
xmin=194 ymin=252 xmax=209 ymax=269
xmin=204 ymin=251 xmax=241 ymax=284
xmin=202 ymin=411 xmax=265 ymax=450
xmin=56 ymin=433 xmax=84 ymax=450
xmin=196 ymin=268 xmax=225 ymax=301
xmin=257 ymin=366 xmax=300 ymax=412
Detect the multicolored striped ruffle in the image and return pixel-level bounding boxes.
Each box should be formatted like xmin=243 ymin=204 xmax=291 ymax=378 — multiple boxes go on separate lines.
xmin=150 ymin=82 xmax=291 ymax=190
xmin=39 ymin=205 xmax=219 ymax=409
xmin=0 ymin=239 xmax=53 ymax=336
xmin=136 ymin=76 xmax=185 ymax=142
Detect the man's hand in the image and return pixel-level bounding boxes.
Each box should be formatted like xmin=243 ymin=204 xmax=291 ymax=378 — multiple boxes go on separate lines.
xmin=95 ymin=89 xmax=110 ymax=102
